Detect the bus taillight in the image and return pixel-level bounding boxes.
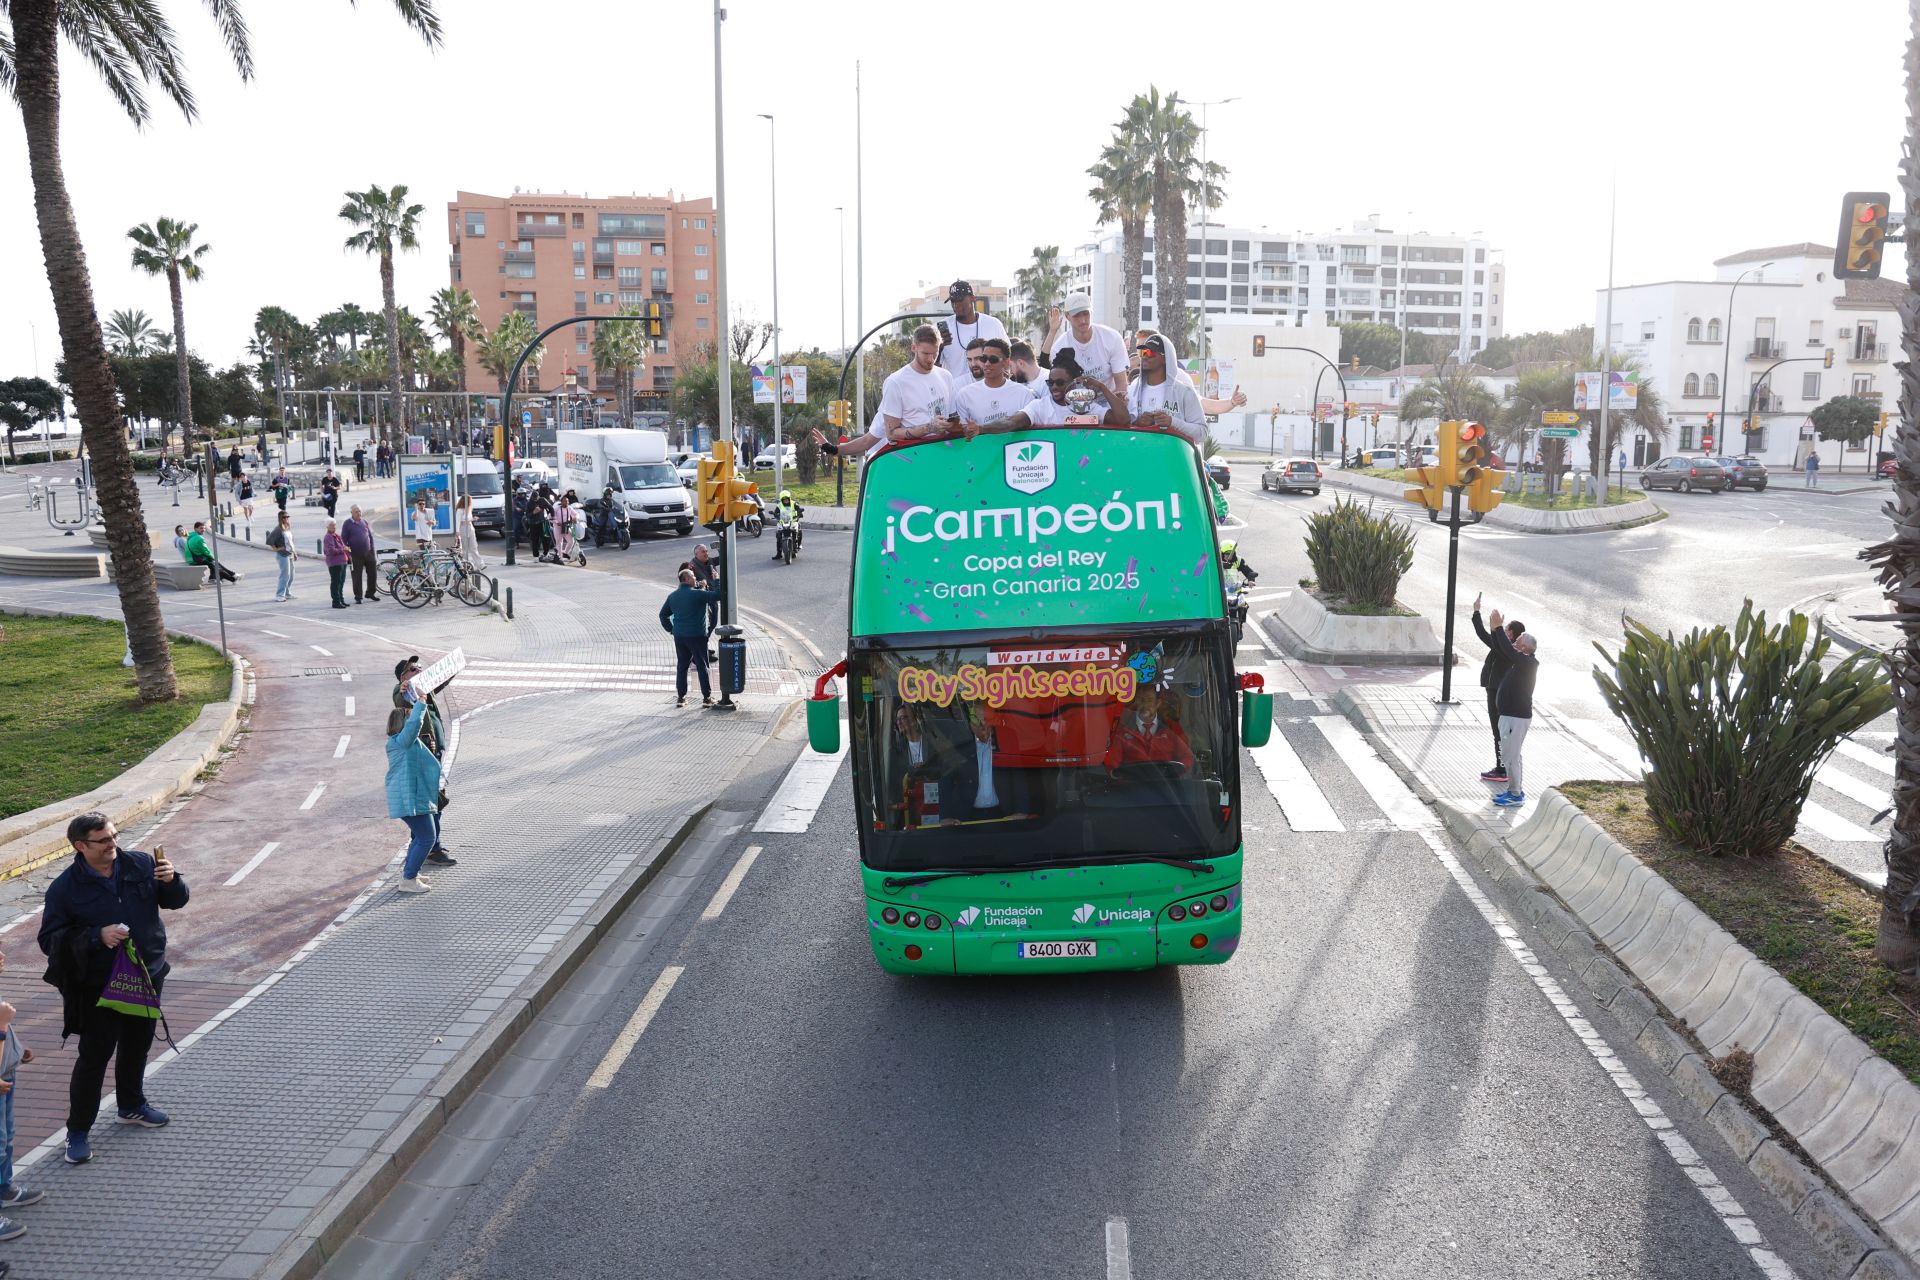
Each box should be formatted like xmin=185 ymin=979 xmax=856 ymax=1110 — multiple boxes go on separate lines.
xmin=1190 ymin=934 xmax=1208 ymax=950
xmin=924 ymin=914 xmax=943 ymax=930
xmin=902 ymin=911 xmax=922 ymax=928
xmin=1168 ymin=904 xmax=1188 ymax=922
xmin=1210 ymin=894 xmax=1230 ymax=913
xmin=1189 ymin=901 xmax=1208 ymax=918
xmin=904 ymin=944 xmax=924 ymax=961
xmin=881 ymin=907 xmax=900 ymax=925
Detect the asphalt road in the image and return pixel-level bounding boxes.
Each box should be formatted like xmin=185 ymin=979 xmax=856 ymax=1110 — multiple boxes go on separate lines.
xmin=391 ymin=472 xmax=1870 ymax=1278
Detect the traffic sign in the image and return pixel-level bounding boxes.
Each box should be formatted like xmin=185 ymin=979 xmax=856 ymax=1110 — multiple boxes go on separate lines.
xmin=1540 ymin=427 xmax=1580 ymax=439
xmin=1540 ymin=411 xmax=1580 ymax=425
xmin=521 ymin=410 xmax=532 ymax=427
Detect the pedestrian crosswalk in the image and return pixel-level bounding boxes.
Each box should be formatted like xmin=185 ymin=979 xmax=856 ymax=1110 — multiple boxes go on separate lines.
xmin=457 ymin=658 xmax=802 ymax=698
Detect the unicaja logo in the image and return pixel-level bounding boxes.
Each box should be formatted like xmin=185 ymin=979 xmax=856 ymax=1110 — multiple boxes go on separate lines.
xmin=955 ymin=907 xmax=981 ymax=927
xmin=1072 ymin=903 xmax=1096 ymax=925
xmin=1004 ymin=440 xmax=1057 ymax=495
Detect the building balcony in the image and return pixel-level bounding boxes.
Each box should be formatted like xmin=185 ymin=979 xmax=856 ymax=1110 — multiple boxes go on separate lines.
xmin=592 ymin=251 xmax=615 ymax=264
xmin=1851 ymin=344 xmax=1889 ymax=362
xmin=573 ymin=250 xmax=586 ymax=264
xmin=1747 ymin=340 xmax=1784 ymax=360
xmin=517 ymin=223 xmax=566 ymax=238
xmin=503 ymin=251 xmax=536 ymax=265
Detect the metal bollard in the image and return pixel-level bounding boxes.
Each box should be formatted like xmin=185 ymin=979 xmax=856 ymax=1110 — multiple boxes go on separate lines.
xmin=504 ymin=586 xmax=514 ymax=620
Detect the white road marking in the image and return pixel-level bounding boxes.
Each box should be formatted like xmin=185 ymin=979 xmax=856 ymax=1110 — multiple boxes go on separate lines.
xmin=701 ymin=846 xmax=763 ymax=921
xmin=0 ymin=908 xmax=43 ymax=936
xmin=1834 ymin=739 xmax=1894 ymax=776
xmin=310 ymin=644 xmax=333 ymax=657
xmin=344 ymin=696 xmax=356 ymax=717
xmin=224 ymin=841 xmax=282 ymax=887
xmin=1313 ymin=716 xmax=1435 ymax=829
xmin=1324 ymin=666 xmax=1347 ymax=679
xmin=299 ymin=783 xmax=326 ymax=811
xmin=1815 ymin=762 xmax=1888 ymax=811
xmin=1798 ymin=801 xmax=1880 ymax=843
xmin=261 ymin=629 xmax=290 ymax=639
xmin=586 ymin=965 xmax=684 ymax=1090
xmin=1416 ymin=828 xmax=1797 ymax=1280
xmin=1247 ymin=732 xmax=1345 ymax=832
xmin=333 ymin=734 xmax=351 ymax=759
xmin=1248 ymin=590 xmax=1292 ymax=602
xmin=754 ymin=725 xmax=850 ymax=832
xmin=1105 ymin=1217 xmax=1132 ymax=1280
xmin=341 ymin=672 xmax=353 ymax=683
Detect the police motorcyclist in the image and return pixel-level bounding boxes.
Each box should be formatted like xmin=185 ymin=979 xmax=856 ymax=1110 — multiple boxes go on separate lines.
xmin=1219 ymin=539 xmax=1258 ymax=587
xmin=773 ymin=489 xmax=804 ymax=560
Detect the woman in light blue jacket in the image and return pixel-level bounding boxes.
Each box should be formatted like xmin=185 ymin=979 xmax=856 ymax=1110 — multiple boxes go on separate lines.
xmin=385 ymin=701 xmax=443 ymax=894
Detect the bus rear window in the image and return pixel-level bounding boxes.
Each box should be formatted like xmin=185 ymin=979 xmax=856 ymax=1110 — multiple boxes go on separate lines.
xmin=849 ymin=634 xmax=1238 ymax=872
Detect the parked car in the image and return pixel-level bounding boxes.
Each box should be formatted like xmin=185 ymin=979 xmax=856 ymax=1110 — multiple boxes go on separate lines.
xmin=1880 ymin=457 xmax=1899 ymax=480
xmin=751 ymin=444 xmax=797 ymax=470
xmin=509 ymin=458 xmax=556 ymax=488
xmin=1205 ymin=459 xmax=1231 ymax=489
xmin=676 ymin=455 xmax=707 ymax=488
xmin=1364 ymin=448 xmax=1403 ymax=469
xmin=1712 ymin=455 xmax=1769 ymax=491
xmin=1262 ymin=458 xmax=1323 ymax=495
xmin=1640 ymin=455 xmax=1728 ymax=493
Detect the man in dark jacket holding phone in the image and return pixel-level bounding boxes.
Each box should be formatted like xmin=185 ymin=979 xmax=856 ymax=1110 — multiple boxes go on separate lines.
xmin=1470 ymin=593 xmax=1525 ymax=784
xmin=1481 ymin=610 xmax=1539 ymax=807
xmin=38 ymin=812 xmax=189 ymax=1167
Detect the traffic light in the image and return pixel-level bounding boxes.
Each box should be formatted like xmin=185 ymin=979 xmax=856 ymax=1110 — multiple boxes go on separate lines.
xmin=1371 ymin=412 xmax=1380 ymax=428
xmin=1252 ymin=335 xmax=1266 ymax=357
xmin=1824 ymin=348 xmax=1835 ymax=369
xmin=827 ymin=400 xmax=845 ymax=429
xmin=1349 ymin=356 xmax=1359 ymax=373
xmin=1343 ymin=402 xmax=1357 ymax=416
xmin=1403 ymin=464 xmax=1445 ymax=512
xmin=1879 ymin=411 xmax=1891 ymax=436
xmin=1465 ymin=464 xmax=1504 ymax=515
xmin=1835 ymin=192 xmax=1891 ymax=279
xmin=1436 ymin=419 xmax=1487 ymax=488
xmin=697 ymin=441 xmax=760 ymax=528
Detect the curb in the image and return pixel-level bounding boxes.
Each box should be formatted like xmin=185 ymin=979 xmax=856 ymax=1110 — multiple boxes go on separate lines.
xmin=1331 ymin=689 xmax=1919 ymax=1278
xmin=0 ymin=609 xmax=249 ymax=879
xmin=1262 ymin=603 xmax=1453 ymax=667
xmin=1321 ymin=471 xmax=1667 ymax=534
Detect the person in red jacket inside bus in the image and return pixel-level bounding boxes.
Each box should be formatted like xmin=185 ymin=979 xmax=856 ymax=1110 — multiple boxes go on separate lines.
xmin=1103 ymin=684 xmax=1194 ymax=776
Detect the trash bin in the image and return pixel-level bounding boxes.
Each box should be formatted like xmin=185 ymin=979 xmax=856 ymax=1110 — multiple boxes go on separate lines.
xmin=717 ymin=629 xmax=747 ymax=695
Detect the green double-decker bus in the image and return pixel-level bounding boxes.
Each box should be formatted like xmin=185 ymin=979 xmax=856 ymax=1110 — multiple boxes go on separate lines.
xmin=806 ymin=425 xmax=1271 ymax=976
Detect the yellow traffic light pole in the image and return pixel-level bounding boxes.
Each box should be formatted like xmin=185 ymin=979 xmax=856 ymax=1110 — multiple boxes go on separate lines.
xmin=1401 ymin=421 xmax=1502 ymax=703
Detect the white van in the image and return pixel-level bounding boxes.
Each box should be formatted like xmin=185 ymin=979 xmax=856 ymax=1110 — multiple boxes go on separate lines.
xmin=450 ymin=457 xmax=507 ymax=537
xmin=555 ymin=428 xmax=693 ymax=537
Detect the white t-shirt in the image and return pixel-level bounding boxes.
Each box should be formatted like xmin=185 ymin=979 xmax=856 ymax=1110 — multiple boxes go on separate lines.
xmin=953 ymin=379 xmax=1038 ymax=426
xmin=1132 ymin=380 xmax=1170 ymax=418
xmin=877 ymin=363 xmax=955 ymax=433
xmin=1023 ymin=394 xmax=1070 ymax=426
xmin=1050 ymin=323 xmax=1129 ymax=387
xmin=936 ymin=310 xmax=1008 ymax=382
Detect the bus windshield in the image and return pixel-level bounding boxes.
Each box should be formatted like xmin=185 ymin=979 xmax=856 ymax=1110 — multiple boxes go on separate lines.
xmin=850 ymin=631 xmax=1237 ymax=873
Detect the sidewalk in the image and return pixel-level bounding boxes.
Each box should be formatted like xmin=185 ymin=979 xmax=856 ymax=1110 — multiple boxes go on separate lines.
xmin=1822 ymin=581 xmax=1900 ymax=654
xmin=0 ymin=500 xmax=803 ymax=1275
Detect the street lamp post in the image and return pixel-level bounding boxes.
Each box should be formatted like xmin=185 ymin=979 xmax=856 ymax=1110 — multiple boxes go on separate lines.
xmin=836 ymin=204 xmax=847 ymax=494
xmin=1194 ymin=96 xmax=1239 ymax=365
xmin=760 ymin=112 xmax=782 ymax=503
xmin=1720 ymin=261 xmax=1773 ymax=448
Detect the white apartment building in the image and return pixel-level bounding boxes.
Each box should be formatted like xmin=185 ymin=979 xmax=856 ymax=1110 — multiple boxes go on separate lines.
xmin=1015 ymin=216 xmax=1507 ymax=361
xmin=1594 ymin=243 xmax=1903 ymax=471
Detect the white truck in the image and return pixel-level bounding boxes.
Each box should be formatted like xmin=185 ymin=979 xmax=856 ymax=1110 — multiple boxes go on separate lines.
xmin=555 ymin=428 xmax=693 ymax=537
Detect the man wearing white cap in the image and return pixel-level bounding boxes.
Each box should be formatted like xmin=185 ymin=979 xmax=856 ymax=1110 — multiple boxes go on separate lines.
xmin=1046 ymin=293 xmax=1129 ymax=399
xmin=937 ymin=281 xmax=1006 ymax=384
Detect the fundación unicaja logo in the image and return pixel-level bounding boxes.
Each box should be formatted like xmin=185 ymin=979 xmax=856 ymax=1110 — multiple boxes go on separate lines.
xmin=1004 ymin=440 xmax=1057 ymax=495
xmin=954 ymin=907 xmax=981 ymax=927
xmin=1072 ymin=903 xmax=1096 ymax=925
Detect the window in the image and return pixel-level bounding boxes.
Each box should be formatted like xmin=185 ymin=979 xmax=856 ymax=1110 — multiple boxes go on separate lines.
xmin=1809 ymin=320 xmax=1823 ymax=344
xmin=1684 ymin=373 xmax=1700 ymax=396
xmin=1474 ymin=248 xmax=1486 ymax=262
xmin=1706 ymin=318 xmax=1721 ymax=342
xmin=464 ymin=212 xmax=485 ymax=236
xmin=1704 ymin=372 xmax=1719 ymax=397
xmin=1206 ymin=285 xmax=1227 ymax=301
xmin=616 ymin=241 xmax=646 ymax=255
xmin=1854 ymin=373 xmax=1875 ymax=396
xmin=577 ymin=341 xmax=588 ymax=354
xmin=574 ymin=266 xmax=586 ymax=280
xmin=1474 ymin=271 xmax=1485 ymax=284
xmin=695 ymin=244 xmax=709 ymax=256
xmin=694 ymin=268 xmax=709 ymax=281
xmin=1749 ymin=426 xmax=1769 ymax=451
xmin=572 ymin=212 xmax=585 ymax=229
xmin=695 ymin=218 xmax=708 ymax=230
xmin=618 ymin=267 xmax=641 ymax=285
xmin=574 ymin=291 xmax=587 ymax=309
xmin=518 ymin=239 xmax=534 ymax=253
xmin=595 ymin=265 xmax=613 ymax=280
xmin=652 ymin=243 xmax=666 ymax=256
xmin=696 ymin=316 xmax=710 ymax=329
xmin=619 ymin=290 xmax=644 ymax=306
xmin=1857 ymin=323 xmax=1878 ymax=359
xmin=651 ymin=268 xmax=668 ymax=288
xmin=506 ymin=263 xmax=534 ymax=278
xmin=594 ymin=291 xmax=615 ymax=305
xmin=1205 ymin=262 xmax=1227 ymax=278
xmin=599 ymin=213 xmax=666 ymax=237
xmin=695 ymin=293 xmax=709 ymax=305
xmin=1687 ymin=318 xmax=1701 ymax=341
xmin=575 ymin=323 xmax=588 ymax=338
xmin=1803 ymin=372 xmax=1821 ymax=400
xmin=681 ymin=217 xmax=689 ymax=228
xmin=571 ymin=240 xmax=585 ymax=256
xmin=1473 ymin=293 xmax=1484 ymax=306
xmin=1680 ymin=423 xmax=1694 ymax=449
xmin=1298 ymin=265 xmax=1311 ymax=283
xmin=1381 ymin=246 xmax=1398 ymax=263
xmin=1641 ymin=321 xmax=1655 ymax=341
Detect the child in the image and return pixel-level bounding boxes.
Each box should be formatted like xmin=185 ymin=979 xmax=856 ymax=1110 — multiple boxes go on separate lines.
xmin=0 ymin=998 xmax=42 ymax=1235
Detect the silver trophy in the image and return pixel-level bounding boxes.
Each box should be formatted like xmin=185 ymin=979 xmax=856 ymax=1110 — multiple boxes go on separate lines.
xmin=1065 ymin=384 xmax=1098 ymax=417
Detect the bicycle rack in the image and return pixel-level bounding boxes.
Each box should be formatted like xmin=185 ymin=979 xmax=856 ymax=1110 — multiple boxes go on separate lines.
xmin=44 ymin=479 xmax=94 ymax=536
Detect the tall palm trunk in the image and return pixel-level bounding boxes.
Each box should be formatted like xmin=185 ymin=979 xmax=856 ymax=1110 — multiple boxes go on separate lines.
xmin=13 ymin=0 xmax=177 ymax=701
xmin=1155 ymin=163 xmax=1191 ymax=358
xmin=452 ymin=330 xmax=468 ymax=395
xmin=1120 ymin=214 xmax=1145 ymax=335
xmin=381 ymin=250 xmax=405 ymax=444
xmin=166 ymin=264 xmax=192 ymax=447
xmin=1871 ymin=11 xmax=1920 ymax=974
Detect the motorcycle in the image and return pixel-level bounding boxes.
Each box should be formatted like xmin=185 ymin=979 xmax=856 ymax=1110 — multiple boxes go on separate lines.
xmin=736 ymin=505 xmax=764 ymax=538
xmin=775 ymin=510 xmax=803 ymax=564
xmin=587 ymin=493 xmax=632 ymax=550
xmin=1224 ymin=571 xmax=1251 ymax=646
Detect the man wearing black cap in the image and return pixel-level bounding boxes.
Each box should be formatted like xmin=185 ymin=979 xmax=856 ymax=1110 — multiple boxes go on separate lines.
xmin=936 ymin=281 xmax=1006 ymax=385
xmin=391 ymin=656 xmax=457 ymax=867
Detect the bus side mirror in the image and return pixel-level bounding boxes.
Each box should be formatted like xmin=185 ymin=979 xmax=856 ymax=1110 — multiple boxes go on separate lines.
xmin=1240 ymin=691 xmax=1273 ymax=748
xmin=807 ymin=695 xmax=841 ymax=754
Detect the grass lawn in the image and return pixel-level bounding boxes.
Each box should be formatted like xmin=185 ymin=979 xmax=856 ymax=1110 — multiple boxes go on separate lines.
xmin=1501 ymin=485 xmax=1644 ymax=511
xmin=0 ymin=613 xmax=230 ymax=821
xmin=1561 ymin=780 xmax=1919 ymax=1087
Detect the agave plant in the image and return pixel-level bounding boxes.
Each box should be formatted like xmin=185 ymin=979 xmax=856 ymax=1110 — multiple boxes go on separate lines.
xmin=1301 ymin=496 xmax=1415 ymax=608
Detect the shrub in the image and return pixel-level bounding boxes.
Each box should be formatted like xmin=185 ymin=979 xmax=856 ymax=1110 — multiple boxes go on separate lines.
xmin=1301 ymin=496 xmax=1416 ymax=608
xmin=1593 ymin=602 xmax=1892 ymax=856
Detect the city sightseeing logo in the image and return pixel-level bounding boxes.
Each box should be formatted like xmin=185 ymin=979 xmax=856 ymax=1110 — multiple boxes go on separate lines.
xmin=1004 ymin=440 xmax=1056 ymax=495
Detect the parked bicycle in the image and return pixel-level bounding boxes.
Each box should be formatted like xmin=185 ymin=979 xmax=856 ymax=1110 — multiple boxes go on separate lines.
xmin=382 ymin=547 xmax=495 ymax=609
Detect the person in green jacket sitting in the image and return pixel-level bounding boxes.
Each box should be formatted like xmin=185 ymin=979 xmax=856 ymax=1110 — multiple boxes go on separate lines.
xmin=185 ymin=521 xmax=236 ymax=583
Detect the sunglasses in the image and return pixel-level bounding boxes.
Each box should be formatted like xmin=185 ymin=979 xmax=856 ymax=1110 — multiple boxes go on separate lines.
xmin=980 ymin=355 xmax=1003 ymax=364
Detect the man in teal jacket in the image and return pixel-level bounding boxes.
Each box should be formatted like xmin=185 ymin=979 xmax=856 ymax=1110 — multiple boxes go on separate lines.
xmin=660 ymin=568 xmax=723 ymax=707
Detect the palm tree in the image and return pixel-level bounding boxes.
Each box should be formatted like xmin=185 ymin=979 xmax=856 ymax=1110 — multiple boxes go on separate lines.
xmin=253 ymin=305 xmax=302 ymax=427
xmin=1014 ymin=247 xmax=1071 ymax=347
xmin=1087 ymin=134 xmax=1152 ymax=334
xmin=127 ymin=217 xmax=209 ymax=449
xmin=104 ymin=307 xmax=160 ymax=356
xmin=428 ymin=286 xmax=480 ymax=394
xmin=1123 ymin=87 xmax=1227 ymax=359
xmin=476 ymin=311 xmax=543 ymax=399
xmin=592 ymin=308 xmax=648 ymax=429
xmin=1399 ymin=360 xmax=1503 ymax=436
xmin=1860 ymin=6 xmax=1920 ymax=975
xmin=339 ymin=301 xmax=369 ymax=353
xmin=340 ymin=183 xmax=424 ymax=445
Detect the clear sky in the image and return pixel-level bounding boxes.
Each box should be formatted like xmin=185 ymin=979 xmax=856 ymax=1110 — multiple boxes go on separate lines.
xmin=1 ymin=0 xmax=1910 ymax=382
